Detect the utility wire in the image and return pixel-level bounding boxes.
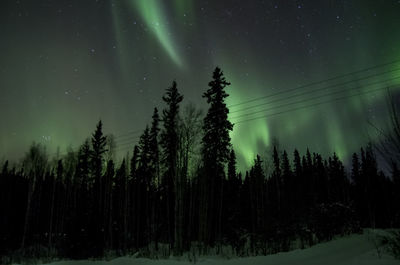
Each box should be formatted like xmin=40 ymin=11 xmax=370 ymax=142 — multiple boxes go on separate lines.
xmin=114 ymin=129 xmax=142 ymax=138
xmin=228 ymin=59 xmax=400 ymax=109
xmin=229 ymin=68 xmax=400 ymax=114
xmin=232 ymin=85 xmax=395 ymax=125
xmin=115 ymin=135 xmax=141 ymax=144
xmin=229 ymin=75 xmax=400 ymax=120
xmin=115 ymin=136 xmax=142 ymax=148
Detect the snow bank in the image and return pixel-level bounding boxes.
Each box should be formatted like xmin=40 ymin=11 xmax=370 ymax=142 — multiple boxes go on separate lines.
xmin=13 ymin=232 xmax=399 ymax=265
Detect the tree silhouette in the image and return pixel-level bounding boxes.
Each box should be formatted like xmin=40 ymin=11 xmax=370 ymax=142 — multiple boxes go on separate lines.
xmin=90 ymin=120 xmax=108 ymax=255
xmin=160 ymin=81 xmax=184 ymax=254
xmin=199 ymin=67 xmax=233 ymax=248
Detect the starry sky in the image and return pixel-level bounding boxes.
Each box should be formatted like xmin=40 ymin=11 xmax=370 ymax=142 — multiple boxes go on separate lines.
xmin=1 ymin=0 xmax=400 ymax=171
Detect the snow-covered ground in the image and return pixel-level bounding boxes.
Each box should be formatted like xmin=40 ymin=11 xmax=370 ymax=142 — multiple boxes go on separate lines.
xmin=13 ymin=231 xmax=399 ymax=265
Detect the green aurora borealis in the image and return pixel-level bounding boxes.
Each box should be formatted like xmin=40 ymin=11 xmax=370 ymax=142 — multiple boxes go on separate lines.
xmin=1 ymin=0 xmax=400 ymax=171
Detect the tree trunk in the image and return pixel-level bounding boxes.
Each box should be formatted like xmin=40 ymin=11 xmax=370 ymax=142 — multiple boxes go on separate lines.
xmin=21 ymin=177 xmax=35 ymax=248
xmin=48 ymin=176 xmax=56 ymax=247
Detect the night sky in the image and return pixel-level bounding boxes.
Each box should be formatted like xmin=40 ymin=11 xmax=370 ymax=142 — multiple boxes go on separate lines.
xmin=1 ymin=0 xmax=400 ymax=171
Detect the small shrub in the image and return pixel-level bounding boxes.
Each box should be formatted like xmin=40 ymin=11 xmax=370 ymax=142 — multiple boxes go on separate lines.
xmin=385 ymin=230 xmax=400 ymax=259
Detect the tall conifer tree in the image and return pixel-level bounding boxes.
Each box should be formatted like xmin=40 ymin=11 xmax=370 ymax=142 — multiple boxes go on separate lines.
xmin=200 ymin=67 xmax=233 ymax=247
xmin=161 ymin=81 xmax=183 ymax=253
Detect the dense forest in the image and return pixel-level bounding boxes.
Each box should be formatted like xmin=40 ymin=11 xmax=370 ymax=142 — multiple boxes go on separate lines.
xmin=1 ymin=67 xmax=399 ymax=261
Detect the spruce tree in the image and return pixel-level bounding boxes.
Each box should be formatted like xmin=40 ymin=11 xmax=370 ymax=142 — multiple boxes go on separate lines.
xmin=91 ymin=120 xmax=107 ymax=180
xmin=130 ymin=145 xmax=139 ymax=180
xmin=251 ymin=155 xmax=265 ymax=234
xmin=327 ymin=153 xmax=347 ymax=203
xmin=225 ymin=149 xmax=239 ymax=244
xmin=362 ymin=144 xmax=379 ymax=227
xmin=77 ymin=140 xmax=91 ymax=189
xmin=149 ymin=108 xmax=160 ymax=248
xmin=129 ymin=145 xmax=141 ymax=248
xmin=137 ymin=127 xmax=152 ymax=246
xmin=90 ymin=120 xmax=107 ymax=255
xmin=150 ymin=108 xmax=160 ymax=186
xmin=103 ymin=159 xmax=114 ymax=250
xmin=74 ymin=140 xmax=91 ymax=256
xmin=351 ymin=153 xmax=360 ymax=184
xmin=227 ymin=149 xmax=237 ymax=181
xmin=281 ymin=150 xmax=292 ymax=219
xmin=314 ymin=153 xmax=328 ymax=203
xmin=114 ymin=160 xmax=128 ymax=252
xmin=271 ymin=146 xmax=282 ymax=215
xmin=293 ymin=149 xmax=302 ymax=178
xmin=160 ymin=81 xmax=183 ymax=253
xmin=200 ymin=67 xmax=233 ymax=247
xmin=201 ymin=67 xmax=233 ymax=168
xmin=138 ymin=126 xmax=151 ymax=178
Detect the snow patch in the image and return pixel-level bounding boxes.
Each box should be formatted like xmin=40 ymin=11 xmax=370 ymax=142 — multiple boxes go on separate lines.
xmin=12 ymin=232 xmax=399 ymax=265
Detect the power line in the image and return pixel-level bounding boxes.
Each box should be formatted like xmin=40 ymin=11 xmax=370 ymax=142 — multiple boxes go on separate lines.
xmin=115 ymin=135 xmax=141 ymax=145
xmin=114 ymin=130 xmax=142 ymax=140
xmin=229 ymin=68 xmax=400 ymax=115
xmin=114 ymin=142 xmax=139 ymax=153
xmin=115 ymin=144 xmax=136 ymax=152
xmin=228 ymin=59 xmax=400 ymax=109
xmin=229 ymin=75 xmax=400 ymax=120
xmin=115 ymin=136 xmax=141 ymax=149
xmin=232 ymin=85 xmax=394 ymax=125
xmin=114 ymin=137 xmax=140 ymax=147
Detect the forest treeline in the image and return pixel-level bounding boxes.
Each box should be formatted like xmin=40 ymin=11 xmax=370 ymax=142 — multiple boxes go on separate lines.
xmin=0 ymin=67 xmax=399 ymax=260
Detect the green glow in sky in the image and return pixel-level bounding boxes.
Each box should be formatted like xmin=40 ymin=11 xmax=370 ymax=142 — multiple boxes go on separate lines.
xmin=221 ymin=67 xmax=272 ymax=169
xmin=228 ymin=90 xmax=271 ymax=168
xmin=129 ymin=0 xmax=183 ymax=67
